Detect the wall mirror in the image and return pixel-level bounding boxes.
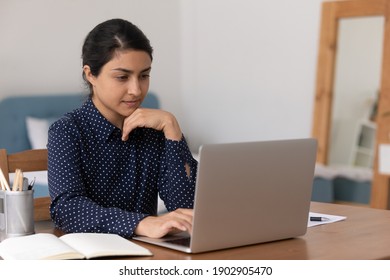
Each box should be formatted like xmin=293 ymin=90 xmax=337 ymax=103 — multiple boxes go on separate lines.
xmin=329 ymin=16 xmax=383 ymax=167
xmin=312 ymin=0 xmax=390 ymax=209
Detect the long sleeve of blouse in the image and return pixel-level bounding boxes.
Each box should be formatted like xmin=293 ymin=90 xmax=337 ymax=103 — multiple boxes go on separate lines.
xmin=47 ymin=99 xmax=197 ymax=237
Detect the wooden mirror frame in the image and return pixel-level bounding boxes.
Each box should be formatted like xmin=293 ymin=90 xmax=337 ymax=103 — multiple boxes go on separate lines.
xmin=312 ymin=0 xmax=390 ymax=209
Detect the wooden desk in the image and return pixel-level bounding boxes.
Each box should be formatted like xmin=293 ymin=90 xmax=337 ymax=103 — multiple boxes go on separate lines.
xmin=35 ymin=202 xmax=390 ymax=260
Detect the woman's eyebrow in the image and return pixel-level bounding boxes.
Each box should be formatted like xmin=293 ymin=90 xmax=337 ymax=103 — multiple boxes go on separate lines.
xmin=111 ymin=67 xmax=151 ymax=73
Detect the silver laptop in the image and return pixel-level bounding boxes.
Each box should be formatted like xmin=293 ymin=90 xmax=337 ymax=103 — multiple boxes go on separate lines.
xmin=133 ymin=138 xmax=317 ymax=253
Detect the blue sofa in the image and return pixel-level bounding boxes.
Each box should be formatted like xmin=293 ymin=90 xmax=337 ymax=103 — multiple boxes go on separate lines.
xmin=0 ymin=93 xmax=160 ymax=198
xmin=0 ymin=93 xmax=160 ymax=153
xmin=311 ymin=164 xmax=371 ymax=205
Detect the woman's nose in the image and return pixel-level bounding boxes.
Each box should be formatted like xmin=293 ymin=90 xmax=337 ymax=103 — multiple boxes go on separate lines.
xmin=127 ymin=78 xmax=142 ymax=96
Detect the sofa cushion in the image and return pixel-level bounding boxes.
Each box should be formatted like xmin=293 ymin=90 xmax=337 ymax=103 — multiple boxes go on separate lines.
xmin=26 ymin=116 xmax=57 ymax=149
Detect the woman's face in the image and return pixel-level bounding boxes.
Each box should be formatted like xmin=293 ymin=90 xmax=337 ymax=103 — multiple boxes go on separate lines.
xmin=84 ymin=50 xmax=152 ymax=128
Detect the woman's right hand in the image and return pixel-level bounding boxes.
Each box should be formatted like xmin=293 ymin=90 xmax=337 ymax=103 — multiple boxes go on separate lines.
xmin=134 ymin=208 xmax=193 ymax=238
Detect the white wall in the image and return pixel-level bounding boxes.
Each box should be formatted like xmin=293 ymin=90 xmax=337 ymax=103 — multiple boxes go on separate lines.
xmin=180 ymin=0 xmax=322 ymax=150
xmin=0 ymin=0 xmax=182 ymax=104
xmin=0 ymin=0 xmax=323 ymax=152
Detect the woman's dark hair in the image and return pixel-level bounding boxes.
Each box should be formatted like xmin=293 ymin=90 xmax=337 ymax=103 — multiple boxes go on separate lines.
xmin=82 ymin=18 xmax=153 ymax=95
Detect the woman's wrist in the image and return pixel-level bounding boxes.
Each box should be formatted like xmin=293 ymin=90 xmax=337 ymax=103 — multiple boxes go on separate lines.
xmin=134 ymin=216 xmax=153 ymax=236
xmin=162 ymin=113 xmax=182 ymax=141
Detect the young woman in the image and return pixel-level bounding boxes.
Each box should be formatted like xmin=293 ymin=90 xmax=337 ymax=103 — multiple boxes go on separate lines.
xmin=48 ymin=19 xmax=197 ymax=238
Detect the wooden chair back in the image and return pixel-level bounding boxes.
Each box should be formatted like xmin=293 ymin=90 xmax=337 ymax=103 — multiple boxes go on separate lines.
xmin=0 ymin=149 xmax=51 ymax=221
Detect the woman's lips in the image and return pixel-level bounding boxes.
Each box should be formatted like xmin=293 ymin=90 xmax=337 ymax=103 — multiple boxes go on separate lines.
xmin=122 ymin=100 xmax=139 ymax=107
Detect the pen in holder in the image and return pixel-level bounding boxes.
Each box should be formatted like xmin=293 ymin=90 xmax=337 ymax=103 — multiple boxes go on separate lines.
xmin=0 ymin=169 xmax=35 ymax=242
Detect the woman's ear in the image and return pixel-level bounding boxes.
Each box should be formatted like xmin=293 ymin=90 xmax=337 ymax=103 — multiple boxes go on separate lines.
xmin=83 ymin=65 xmax=95 ymax=85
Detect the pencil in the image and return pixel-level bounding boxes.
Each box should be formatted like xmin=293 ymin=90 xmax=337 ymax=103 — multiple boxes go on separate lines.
xmin=11 ymin=169 xmax=18 ymax=191
xmin=18 ymin=170 xmax=24 ymax=191
xmin=12 ymin=169 xmax=21 ymax=191
xmin=0 ymin=168 xmax=10 ymax=191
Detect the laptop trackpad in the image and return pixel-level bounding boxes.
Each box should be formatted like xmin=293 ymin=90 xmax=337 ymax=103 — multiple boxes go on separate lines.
xmin=133 ymin=231 xmax=192 ymax=252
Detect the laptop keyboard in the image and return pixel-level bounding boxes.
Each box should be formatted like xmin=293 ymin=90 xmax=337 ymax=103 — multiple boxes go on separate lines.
xmin=165 ymin=237 xmax=191 ymax=247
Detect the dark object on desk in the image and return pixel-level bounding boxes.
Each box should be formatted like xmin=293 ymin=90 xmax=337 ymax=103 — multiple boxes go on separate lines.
xmin=310 ymin=216 xmax=330 ymax=222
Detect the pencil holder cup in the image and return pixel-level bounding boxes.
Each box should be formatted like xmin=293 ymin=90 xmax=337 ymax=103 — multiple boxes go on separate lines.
xmin=0 ymin=189 xmax=35 ymax=241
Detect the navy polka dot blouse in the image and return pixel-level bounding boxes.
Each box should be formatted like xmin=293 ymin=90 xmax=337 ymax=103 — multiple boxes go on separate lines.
xmin=47 ymin=98 xmax=197 ymax=237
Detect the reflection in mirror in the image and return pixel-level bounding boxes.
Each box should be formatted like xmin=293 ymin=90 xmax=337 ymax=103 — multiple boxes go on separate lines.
xmin=328 ymin=16 xmax=384 ymax=170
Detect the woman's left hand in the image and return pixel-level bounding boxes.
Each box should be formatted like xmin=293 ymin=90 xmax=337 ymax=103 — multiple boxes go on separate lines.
xmin=134 ymin=208 xmax=194 ymax=238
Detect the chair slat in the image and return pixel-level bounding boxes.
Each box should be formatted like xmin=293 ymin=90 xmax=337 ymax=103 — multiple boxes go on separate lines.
xmin=7 ymin=149 xmax=48 ymax=172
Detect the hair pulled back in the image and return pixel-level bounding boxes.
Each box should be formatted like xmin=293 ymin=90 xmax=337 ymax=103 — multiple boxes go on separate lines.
xmin=82 ymin=18 xmax=153 ymax=94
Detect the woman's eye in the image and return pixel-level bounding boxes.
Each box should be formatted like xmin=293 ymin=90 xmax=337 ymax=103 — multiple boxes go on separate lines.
xmin=140 ymin=74 xmax=150 ymax=80
xmin=116 ymin=76 xmax=128 ymax=81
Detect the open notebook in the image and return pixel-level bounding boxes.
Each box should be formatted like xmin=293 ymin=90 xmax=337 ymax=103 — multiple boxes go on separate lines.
xmin=0 ymin=233 xmax=152 ymax=260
